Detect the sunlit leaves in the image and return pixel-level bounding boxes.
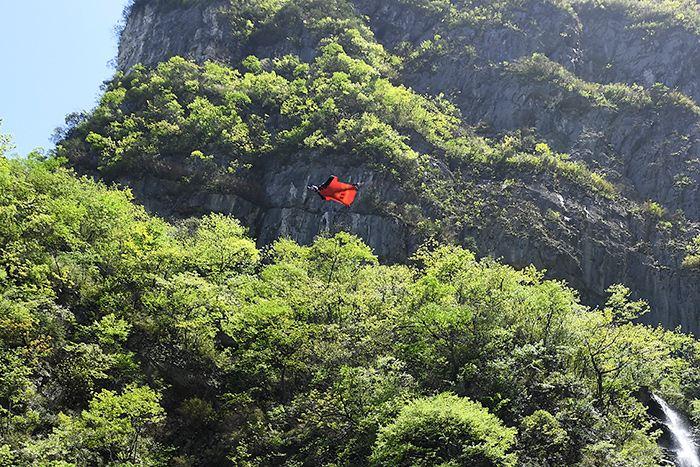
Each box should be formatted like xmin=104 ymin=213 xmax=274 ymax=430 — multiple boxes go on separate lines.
xmin=26 ymin=385 xmax=165 ymax=466
xmin=0 ymin=157 xmax=698 ymax=465
xmin=371 ymin=392 xmax=517 ymax=466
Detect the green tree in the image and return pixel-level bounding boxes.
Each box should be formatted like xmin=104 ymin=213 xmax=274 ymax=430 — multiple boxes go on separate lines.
xmin=370 ymin=392 xmax=517 ymax=466
xmin=183 ymin=214 xmax=259 ymax=276
xmin=25 ymin=385 xmax=166 ymax=466
xmin=517 ymin=410 xmax=569 ymax=466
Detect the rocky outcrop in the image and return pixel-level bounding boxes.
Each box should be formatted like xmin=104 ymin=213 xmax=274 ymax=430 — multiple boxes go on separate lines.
xmin=109 ymin=0 xmax=700 ymax=332
xmin=402 ymin=58 xmax=700 ymax=217
xmin=121 ymin=159 xmax=415 ymax=262
xmin=118 ymin=1 xmax=234 ymax=71
xmin=353 ymin=0 xmax=700 ymax=220
xmin=575 ymin=4 xmax=700 ymax=103
xmin=118 ymin=0 xmax=700 ymax=219
xmin=108 ymin=148 xmax=700 ymax=331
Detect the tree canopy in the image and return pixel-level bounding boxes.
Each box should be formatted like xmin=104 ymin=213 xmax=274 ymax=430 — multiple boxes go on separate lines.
xmin=0 ymin=154 xmax=698 ymax=465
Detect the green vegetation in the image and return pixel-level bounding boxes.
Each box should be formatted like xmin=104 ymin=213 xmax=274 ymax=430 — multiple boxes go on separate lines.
xmin=61 ymin=44 xmax=616 ymax=218
xmin=641 ymin=200 xmax=667 ymax=219
xmin=1 ymin=147 xmax=699 ymax=465
xmin=683 ymin=236 xmax=700 ymax=269
xmin=509 ymin=53 xmax=700 ymax=114
xmin=62 ymin=47 xmax=425 ymax=181
xmin=24 ymin=385 xmax=165 ymax=465
xmin=371 ymin=393 xmax=517 ymax=466
xmin=573 ymin=0 xmax=700 ymax=35
xmin=11 ymin=0 xmax=699 ymax=464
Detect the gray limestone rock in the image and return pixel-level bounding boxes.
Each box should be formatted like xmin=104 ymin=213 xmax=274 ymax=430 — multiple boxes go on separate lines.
xmin=107 ymin=0 xmax=700 ymax=332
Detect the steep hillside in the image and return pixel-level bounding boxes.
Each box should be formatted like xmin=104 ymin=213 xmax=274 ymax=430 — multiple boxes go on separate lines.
xmin=3 ymin=152 xmax=700 ymax=466
xmin=117 ymin=0 xmax=700 ymax=217
xmin=59 ymin=0 xmax=700 ymax=331
xmin=363 ymin=0 xmax=700 ymax=219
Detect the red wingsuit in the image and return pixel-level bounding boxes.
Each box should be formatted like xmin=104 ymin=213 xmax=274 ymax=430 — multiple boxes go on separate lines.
xmin=314 ymin=176 xmax=358 ymax=207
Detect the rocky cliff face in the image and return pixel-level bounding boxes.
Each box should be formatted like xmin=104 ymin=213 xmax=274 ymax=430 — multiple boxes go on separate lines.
xmin=361 ymin=0 xmax=700 ymax=219
xmin=118 ymin=0 xmax=700 ymax=220
xmin=104 ymin=0 xmax=700 ymax=331
xmin=121 ymin=158 xmax=415 ymax=262
xmin=575 ymin=4 xmax=700 ymax=103
xmin=118 ymin=1 xmax=233 ymax=71
xmin=113 ymin=153 xmax=700 ymax=330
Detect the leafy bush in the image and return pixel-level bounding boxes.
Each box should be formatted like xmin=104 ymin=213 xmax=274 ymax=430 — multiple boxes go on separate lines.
xmin=371 ymin=392 xmax=517 ymax=466
xmin=683 ymin=236 xmax=700 ymax=269
xmin=517 ymin=410 xmax=570 ymax=465
xmin=641 ymin=200 xmax=667 ymax=219
xmin=25 ymin=385 xmax=165 ymax=466
xmin=510 ymin=53 xmax=699 ymax=114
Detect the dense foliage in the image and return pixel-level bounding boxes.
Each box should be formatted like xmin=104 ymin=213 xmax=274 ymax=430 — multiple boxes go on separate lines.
xmin=2 ymin=146 xmax=700 ymax=465
xmin=62 ymin=45 xmax=615 ymax=198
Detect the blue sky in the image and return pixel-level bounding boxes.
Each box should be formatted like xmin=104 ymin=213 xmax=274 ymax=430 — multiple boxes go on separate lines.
xmin=0 ymin=0 xmax=130 ymax=156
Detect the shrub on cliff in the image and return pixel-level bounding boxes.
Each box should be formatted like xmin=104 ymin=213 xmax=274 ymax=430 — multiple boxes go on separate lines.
xmin=683 ymin=236 xmax=700 ymax=269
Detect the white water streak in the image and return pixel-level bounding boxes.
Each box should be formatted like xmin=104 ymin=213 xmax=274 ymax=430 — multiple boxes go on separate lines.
xmin=653 ymin=394 xmax=700 ymax=467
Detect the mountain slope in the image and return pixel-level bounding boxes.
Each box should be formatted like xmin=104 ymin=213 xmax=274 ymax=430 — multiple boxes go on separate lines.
xmin=5 ymin=1 xmax=700 ymax=464
xmin=59 ymin=0 xmax=700 ymax=331
xmin=2 ymin=152 xmax=700 ymax=465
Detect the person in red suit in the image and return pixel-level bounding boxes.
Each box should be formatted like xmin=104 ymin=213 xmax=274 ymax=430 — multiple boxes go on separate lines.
xmin=307 ymin=176 xmax=359 ymax=207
